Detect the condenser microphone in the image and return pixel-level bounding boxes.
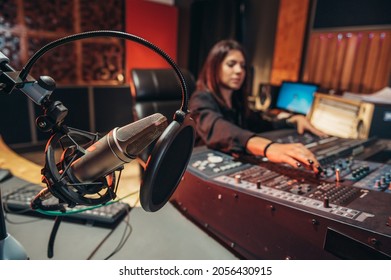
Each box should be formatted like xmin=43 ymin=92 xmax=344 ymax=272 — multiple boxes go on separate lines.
xmin=68 ymin=113 xmax=167 ymax=183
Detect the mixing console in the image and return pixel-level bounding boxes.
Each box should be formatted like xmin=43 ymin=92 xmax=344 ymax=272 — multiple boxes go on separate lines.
xmin=189 ymin=149 xmax=379 ymax=221
xmin=172 ymin=130 xmax=391 ymax=259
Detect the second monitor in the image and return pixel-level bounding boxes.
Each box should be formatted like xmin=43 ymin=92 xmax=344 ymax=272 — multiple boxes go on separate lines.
xmin=275 ymin=81 xmax=318 ymax=115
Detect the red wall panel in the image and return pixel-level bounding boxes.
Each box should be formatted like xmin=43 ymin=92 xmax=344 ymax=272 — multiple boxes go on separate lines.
xmin=125 ymin=0 xmax=178 ymax=83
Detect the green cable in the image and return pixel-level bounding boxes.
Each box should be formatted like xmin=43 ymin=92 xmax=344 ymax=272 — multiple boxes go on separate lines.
xmin=35 ymin=190 xmax=139 ymax=216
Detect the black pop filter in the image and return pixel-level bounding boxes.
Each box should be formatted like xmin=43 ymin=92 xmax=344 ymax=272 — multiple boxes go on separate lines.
xmin=140 ymin=113 xmax=195 ymax=212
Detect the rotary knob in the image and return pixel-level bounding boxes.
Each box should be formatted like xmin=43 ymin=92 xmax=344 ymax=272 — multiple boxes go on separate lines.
xmin=207 ymin=155 xmax=223 ymax=163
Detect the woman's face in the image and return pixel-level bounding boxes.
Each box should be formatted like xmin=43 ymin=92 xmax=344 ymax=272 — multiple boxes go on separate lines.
xmin=218 ymin=49 xmax=246 ymax=91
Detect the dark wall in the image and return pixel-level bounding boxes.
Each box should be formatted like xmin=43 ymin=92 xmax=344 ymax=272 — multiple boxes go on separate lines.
xmin=0 ymin=86 xmax=134 ymax=148
xmin=314 ymin=0 xmax=391 ymax=29
xmin=176 ymin=0 xmax=279 ymax=95
xmin=187 ymin=0 xmax=244 ymax=78
xmin=242 ymin=0 xmax=279 ymax=91
xmin=0 ymin=91 xmax=32 ymax=145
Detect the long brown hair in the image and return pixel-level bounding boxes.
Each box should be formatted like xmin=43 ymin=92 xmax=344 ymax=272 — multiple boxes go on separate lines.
xmin=196 ymin=39 xmax=249 ymax=107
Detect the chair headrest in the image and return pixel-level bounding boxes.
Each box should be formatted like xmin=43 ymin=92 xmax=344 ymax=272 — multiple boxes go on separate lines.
xmin=131 ymin=68 xmax=195 ymax=101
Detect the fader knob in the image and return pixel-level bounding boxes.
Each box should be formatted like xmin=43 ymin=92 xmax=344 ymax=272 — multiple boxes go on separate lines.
xmin=335 ymin=168 xmax=341 ymax=182
xmin=234 ymin=174 xmax=242 ymax=184
xmin=323 ymin=197 xmax=330 ymax=208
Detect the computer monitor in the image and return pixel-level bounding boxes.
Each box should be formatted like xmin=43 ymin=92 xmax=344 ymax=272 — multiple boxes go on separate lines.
xmin=275 ymin=81 xmax=318 ymax=115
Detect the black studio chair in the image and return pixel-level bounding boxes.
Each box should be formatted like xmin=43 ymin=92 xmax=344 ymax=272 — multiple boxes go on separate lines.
xmin=130 ymin=68 xmax=196 ymax=174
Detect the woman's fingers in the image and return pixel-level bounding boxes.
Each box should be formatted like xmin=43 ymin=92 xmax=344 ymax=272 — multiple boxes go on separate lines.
xmin=267 ymin=143 xmax=322 ymax=173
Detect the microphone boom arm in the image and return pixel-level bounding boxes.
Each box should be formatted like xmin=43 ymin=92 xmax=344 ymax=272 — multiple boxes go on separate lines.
xmin=1 ymin=51 xmax=69 ymax=134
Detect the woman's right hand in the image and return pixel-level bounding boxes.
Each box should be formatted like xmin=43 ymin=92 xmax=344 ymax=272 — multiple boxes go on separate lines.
xmin=264 ymin=142 xmax=321 ymax=173
xmin=246 ymin=137 xmax=322 ymax=173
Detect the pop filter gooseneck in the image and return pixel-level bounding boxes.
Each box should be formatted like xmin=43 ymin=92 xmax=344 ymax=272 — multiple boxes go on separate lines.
xmin=21 ymin=30 xmax=195 ymax=212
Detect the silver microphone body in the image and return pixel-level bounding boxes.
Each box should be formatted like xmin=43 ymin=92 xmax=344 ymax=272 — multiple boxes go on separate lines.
xmin=69 ymin=113 xmax=167 ymax=182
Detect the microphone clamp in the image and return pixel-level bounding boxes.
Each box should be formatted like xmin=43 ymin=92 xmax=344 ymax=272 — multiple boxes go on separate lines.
xmin=36 ymin=127 xmax=119 ymax=210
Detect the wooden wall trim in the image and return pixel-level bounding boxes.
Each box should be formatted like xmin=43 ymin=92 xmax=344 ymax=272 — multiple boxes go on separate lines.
xmin=270 ymin=0 xmax=310 ymax=85
xmin=303 ymin=30 xmax=391 ymax=93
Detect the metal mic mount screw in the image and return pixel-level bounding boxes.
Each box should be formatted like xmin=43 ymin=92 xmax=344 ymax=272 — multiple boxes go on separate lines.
xmin=37 ymin=120 xmax=47 ymax=129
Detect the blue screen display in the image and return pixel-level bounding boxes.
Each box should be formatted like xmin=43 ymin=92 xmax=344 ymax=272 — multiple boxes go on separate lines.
xmin=276 ymin=82 xmax=318 ymax=115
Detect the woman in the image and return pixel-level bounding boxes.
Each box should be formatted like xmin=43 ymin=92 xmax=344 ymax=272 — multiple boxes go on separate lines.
xmin=189 ymin=39 xmax=326 ymax=173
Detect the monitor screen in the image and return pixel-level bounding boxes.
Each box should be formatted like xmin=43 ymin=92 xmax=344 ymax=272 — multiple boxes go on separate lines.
xmin=276 ymin=82 xmax=318 ymax=115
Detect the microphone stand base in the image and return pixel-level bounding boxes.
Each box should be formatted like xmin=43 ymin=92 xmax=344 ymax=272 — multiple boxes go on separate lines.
xmin=0 ymin=234 xmax=29 ymax=260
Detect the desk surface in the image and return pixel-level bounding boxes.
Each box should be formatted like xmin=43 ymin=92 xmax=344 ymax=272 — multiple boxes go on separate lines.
xmin=0 ymin=137 xmax=237 ymax=260
xmin=0 ymin=136 xmax=43 ymax=185
xmin=2 ymin=176 xmax=237 ymax=260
